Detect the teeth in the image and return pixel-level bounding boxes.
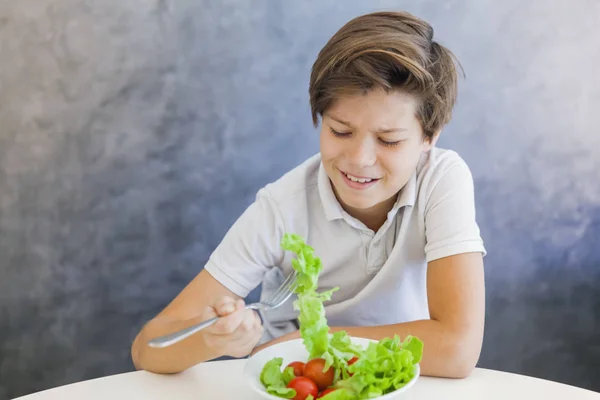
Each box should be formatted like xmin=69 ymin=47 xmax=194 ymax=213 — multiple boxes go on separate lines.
xmin=345 ymin=173 xmax=372 ymax=183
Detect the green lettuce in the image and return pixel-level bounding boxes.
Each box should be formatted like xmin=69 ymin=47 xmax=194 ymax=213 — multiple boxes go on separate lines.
xmin=281 ymin=233 xmax=338 ymax=359
xmin=323 ymin=331 xmax=363 ymax=381
xmin=260 ymin=357 xmax=296 ymax=398
xmin=318 ymin=388 xmax=358 ymax=400
xmin=281 ymin=233 xmax=323 ymax=293
xmin=282 ymin=367 xmax=296 ymax=386
xmin=336 ymin=335 xmax=423 ymax=397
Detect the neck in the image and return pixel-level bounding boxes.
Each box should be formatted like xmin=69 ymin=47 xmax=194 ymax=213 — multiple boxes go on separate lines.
xmin=338 ymin=193 xmax=398 ymax=232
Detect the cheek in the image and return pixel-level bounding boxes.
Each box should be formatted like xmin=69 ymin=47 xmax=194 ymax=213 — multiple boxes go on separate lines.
xmin=319 ymin=129 xmax=338 ymax=159
xmin=381 ymin=146 xmax=422 ymax=180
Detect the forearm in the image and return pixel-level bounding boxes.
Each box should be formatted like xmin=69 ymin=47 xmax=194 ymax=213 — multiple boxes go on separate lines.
xmin=330 ymin=319 xmax=482 ymax=378
xmin=132 ymin=315 xmax=221 ymax=374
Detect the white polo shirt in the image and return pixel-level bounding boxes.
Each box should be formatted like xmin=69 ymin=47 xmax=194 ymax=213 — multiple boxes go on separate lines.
xmin=204 ymin=147 xmax=486 ymax=345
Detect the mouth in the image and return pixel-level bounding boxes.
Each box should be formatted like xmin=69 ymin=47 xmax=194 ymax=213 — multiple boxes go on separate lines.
xmin=339 ymin=170 xmax=380 ymax=189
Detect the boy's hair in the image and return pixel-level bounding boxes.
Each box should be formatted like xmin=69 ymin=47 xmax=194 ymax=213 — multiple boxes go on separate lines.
xmin=309 ymin=11 xmax=461 ymax=140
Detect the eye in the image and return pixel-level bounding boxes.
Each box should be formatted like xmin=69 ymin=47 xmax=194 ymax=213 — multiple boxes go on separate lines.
xmin=378 ymin=138 xmax=402 ymax=147
xmin=330 ymin=128 xmax=351 ymax=138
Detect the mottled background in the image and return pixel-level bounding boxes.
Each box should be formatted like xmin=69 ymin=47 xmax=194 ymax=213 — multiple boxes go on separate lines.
xmin=1 ymin=0 xmax=599 ymax=398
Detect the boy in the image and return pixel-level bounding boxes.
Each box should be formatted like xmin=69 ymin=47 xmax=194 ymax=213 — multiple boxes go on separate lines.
xmin=132 ymin=10 xmax=486 ymax=379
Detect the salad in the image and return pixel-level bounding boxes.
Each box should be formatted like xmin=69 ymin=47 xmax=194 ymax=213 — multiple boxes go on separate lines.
xmin=259 ymin=233 xmax=423 ymax=400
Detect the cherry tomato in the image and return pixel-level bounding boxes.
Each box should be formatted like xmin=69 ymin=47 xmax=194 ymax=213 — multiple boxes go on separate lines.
xmin=286 ymin=361 xmax=305 ymax=377
xmin=304 ymin=358 xmax=335 ymax=391
xmin=287 ymin=376 xmax=319 ymax=400
xmin=317 ymin=388 xmax=337 ymax=398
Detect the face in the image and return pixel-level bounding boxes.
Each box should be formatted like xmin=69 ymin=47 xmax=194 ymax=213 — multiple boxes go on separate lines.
xmin=319 ymin=88 xmax=435 ymax=218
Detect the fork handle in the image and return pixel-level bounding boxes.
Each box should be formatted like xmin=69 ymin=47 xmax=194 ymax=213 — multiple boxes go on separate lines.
xmin=147 ymin=303 xmax=261 ymax=349
xmin=147 ymin=316 xmax=220 ymax=348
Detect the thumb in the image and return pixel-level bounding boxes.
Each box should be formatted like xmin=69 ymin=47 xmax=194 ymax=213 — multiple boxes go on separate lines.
xmin=213 ymin=296 xmax=238 ymax=317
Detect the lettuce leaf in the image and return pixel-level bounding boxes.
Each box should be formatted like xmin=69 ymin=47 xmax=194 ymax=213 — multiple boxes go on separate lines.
xmin=282 ymin=367 xmax=296 ymax=386
xmin=281 ymin=233 xmax=337 ymax=359
xmin=319 ymin=388 xmax=358 ymax=400
xmin=259 ymin=358 xmax=296 ymax=398
xmin=281 ymin=233 xmax=323 ymax=293
xmin=336 ymin=335 xmax=423 ymax=397
xmin=323 ymin=331 xmax=364 ymax=382
xmin=401 ymin=335 xmax=424 ymax=364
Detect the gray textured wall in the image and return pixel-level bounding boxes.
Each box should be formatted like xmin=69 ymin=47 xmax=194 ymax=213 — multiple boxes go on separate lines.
xmin=1 ymin=0 xmax=599 ymax=398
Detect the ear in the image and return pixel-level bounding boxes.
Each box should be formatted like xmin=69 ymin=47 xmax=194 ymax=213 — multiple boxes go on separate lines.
xmin=422 ymin=130 xmax=440 ymax=151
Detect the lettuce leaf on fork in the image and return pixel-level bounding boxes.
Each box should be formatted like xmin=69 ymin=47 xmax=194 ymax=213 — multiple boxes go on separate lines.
xmin=281 ymin=234 xmax=360 ymax=376
xmin=282 ymin=233 xmax=338 ymax=358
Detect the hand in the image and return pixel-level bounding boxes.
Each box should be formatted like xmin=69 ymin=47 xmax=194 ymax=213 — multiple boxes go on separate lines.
xmin=201 ymin=296 xmax=264 ymax=359
xmin=251 ymin=330 xmax=301 ymax=355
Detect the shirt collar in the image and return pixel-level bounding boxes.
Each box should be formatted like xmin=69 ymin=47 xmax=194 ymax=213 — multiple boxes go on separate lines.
xmin=318 ymin=162 xmax=345 ymax=221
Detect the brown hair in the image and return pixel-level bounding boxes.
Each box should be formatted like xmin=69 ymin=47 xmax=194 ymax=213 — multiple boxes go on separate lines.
xmin=309 ymin=11 xmax=462 ymax=139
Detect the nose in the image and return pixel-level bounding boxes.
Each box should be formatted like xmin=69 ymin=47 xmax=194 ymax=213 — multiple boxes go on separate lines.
xmin=346 ymin=136 xmax=377 ymax=167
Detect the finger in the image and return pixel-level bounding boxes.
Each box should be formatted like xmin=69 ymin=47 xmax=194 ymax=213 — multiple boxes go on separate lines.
xmin=210 ymin=309 xmax=245 ymax=335
xmin=226 ymin=310 xmax=260 ymax=344
xmin=254 ymin=322 xmax=264 ymax=343
xmin=232 ymin=320 xmax=263 ymax=350
xmin=235 ymin=298 xmax=245 ymax=311
xmin=244 ymin=312 xmax=263 ymax=342
xmin=223 ymin=315 xmax=264 ymax=358
xmin=252 ymin=311 xmax=262 ymax=329
xmin=214 ymin=296 xmax=237 ymax=316
xmin=200 ymin=305 xmax=219 ymax=321
xmin=244 ymin=320 xmax=265 ymax=351
xmin=252 ymin=317 xmax=264 ymax=343
xmin=240 ymin=309 xmax=255 ymax=332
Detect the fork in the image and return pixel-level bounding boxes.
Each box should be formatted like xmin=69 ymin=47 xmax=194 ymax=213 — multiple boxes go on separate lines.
xmin=147 ymin=270 xmax=299 ymax=348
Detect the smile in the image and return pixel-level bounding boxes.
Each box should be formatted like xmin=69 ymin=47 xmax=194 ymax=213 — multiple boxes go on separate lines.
xmin=339 ymin=170 xmax=380 ymax=190
xmin=344 ymin=172 xmax=374 ymax=183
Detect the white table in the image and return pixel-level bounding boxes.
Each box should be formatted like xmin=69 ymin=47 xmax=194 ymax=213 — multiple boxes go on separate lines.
xmin=14 ymin=360 xmax=600 ymax=400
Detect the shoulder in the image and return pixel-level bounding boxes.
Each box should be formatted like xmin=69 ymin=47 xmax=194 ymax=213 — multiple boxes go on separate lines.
xmin=416 ymin=147 xmax=476 ymax=207
xmin=419 ymin=147 xmax=472 ymax=181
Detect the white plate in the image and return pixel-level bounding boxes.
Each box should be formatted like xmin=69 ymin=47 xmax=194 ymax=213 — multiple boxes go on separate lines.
xmin=243 ymin=337 xmax=420 ymax=399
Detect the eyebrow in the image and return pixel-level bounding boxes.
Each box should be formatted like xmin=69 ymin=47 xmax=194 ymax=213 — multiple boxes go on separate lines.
xmin=328 ymin=115 xmax=407 ymax=134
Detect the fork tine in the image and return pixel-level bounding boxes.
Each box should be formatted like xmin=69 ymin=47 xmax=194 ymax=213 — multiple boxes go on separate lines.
xmin=270 ymin=281 xmax=299 ymax=307
xmin=267 ymin=270 xmax=297 ymax=300
xmin=265 ymin=271 xmax=297 ymax=303
xmin=267 ymin=274 xmax=299 ymax=307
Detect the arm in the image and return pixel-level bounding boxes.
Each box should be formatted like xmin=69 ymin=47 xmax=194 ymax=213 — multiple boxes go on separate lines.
xmin=332 ymin=252 xmax=484 ymax=378
xmin=131 ymin=269 xmax=262 ymax=374
xmin=254 ymin=252 xmax=485 ymax=379
xmin=132 ymin=189 xmax=285 ymax=374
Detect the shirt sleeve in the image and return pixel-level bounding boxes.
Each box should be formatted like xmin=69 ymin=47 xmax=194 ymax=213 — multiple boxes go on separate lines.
xmin=424 ymin=159 xmax=487 ymax=263
xmin=204 ymin=187 xmax=286 ymax=298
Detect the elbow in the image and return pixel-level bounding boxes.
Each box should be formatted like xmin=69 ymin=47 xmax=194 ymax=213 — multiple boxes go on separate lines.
xmin=131 ymin=333 xmax=145 ymax=371
xmin=438 ymin=349 xmax=478 ymax=379
xmin=130 ymin=330 xmax=186 ymax=375
xmin=445 ymin=357 xmax=477 ymax=379
xmin=443 ymin=332 xmax=482 ymax=379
